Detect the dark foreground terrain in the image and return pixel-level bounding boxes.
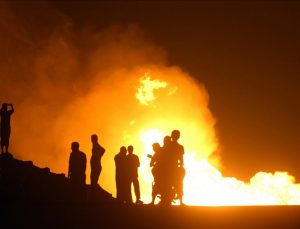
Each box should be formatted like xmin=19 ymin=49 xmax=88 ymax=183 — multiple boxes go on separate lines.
xmin=2 ymin=203 xmax=300 ymax=228
xmin=1 ymin=154 xmax=300 ymax=228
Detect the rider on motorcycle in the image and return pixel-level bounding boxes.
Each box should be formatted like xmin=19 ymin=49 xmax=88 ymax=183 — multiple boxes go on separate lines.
xmin=149 ymin=131 xmax=185 ymax=205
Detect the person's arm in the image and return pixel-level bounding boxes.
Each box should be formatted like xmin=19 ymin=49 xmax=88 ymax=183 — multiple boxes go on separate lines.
xmin=150 ymin=160 xmax=154 ymax=167
xmin=68 ymin=155 xmax=72 ymax=178
xmin=83 ymin=154 xmax=87 ymax=172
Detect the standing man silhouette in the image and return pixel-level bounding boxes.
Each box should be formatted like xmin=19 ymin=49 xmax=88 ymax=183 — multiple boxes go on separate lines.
xmin=68 ymin=142 xmax=87 ymax=186
xmin=90 ymin=134 xmax=105 ymax=186
xmin=170 ymin=130 xmax=185 ymax=205
xmin=114 ymin=146 xmax=129 ymax=203
xmin=0 ymin=103 xmax=14 ymax=154
xmin=127 ymin=145 xmax=143 ymax=204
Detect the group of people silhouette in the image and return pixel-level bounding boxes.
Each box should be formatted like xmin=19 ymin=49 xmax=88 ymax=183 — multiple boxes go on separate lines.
xmin=67 ymin=136 xmax=143 ymax=204
xmin=67 ymin=130 xmax=185 ymax=205
xmin=114 ymin=145 xmax=143 ymax=204
xmin=68 ymin=135 xmax=105 ymax=190
xmin=1 ymin=102 xmax=186 ymax=205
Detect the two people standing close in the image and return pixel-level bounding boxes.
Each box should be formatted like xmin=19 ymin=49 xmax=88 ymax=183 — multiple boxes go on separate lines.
xmin=68 ymin=134 xmax=105 ymax=188
xmin=114 ymin=145 xmax=142 ymax=204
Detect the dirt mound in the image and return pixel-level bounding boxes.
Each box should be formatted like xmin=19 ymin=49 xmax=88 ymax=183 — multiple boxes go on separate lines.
xmin=0 ymin=153 xmax=113 ymax=204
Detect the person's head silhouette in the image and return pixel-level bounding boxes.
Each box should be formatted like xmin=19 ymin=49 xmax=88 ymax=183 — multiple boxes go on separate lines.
xmin=127 ymin=145 xmax=133 ymax=154
xmin=71 ymin=142 xmax=80 ymax=152
xmin=2 ymin=103 xmax=7 ymax=111
xmin=91 ymin=134 xmax=98 ymax=144
xmin=171 ymin=130 xmax=180 ymax=142
xmin=120 ymin=146 xmax=127 ymax=155
xmin=163 ymin=136 xmax=171 ymax=146
xmin=152 ymin=143 xmax=160 ymax=153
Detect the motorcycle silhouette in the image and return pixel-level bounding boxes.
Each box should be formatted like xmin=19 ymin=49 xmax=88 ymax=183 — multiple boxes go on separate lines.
xmin=148 ymin=154 xmax=185 ymax=205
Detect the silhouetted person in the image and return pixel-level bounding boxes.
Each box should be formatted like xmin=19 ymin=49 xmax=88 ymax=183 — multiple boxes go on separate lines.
xmin=149 ymin=142 xmax=161 ymax=204
xmin=170 ymin=130 xmax=185 ymax=205
xmin=162 ymin=135 xmax=172 ymax=159
xmin=114 ymin=146 xmax=130 ymax=203
xmin=90 ymin=134 xmax=105 ymax=186
xmin=0 ymin=103 xmax=14 ymax=154
xmin=150 ymin=143 xmax=161 ymax=174
xmin=68 ymin=142 xmax=87 ymax=187
xmin=151 ymin=136 xmax=171 ymax=179
xmin=149 ymin=136 xmax=172 ymax=204
xmin=127 ymin=145 xmax=142 ymax=204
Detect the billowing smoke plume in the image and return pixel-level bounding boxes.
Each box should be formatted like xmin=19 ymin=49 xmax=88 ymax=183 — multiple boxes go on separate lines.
xmin=0 ymin=2 xmax=218 ymax=196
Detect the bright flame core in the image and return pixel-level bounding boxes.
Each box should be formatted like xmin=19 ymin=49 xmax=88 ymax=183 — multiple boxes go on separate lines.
xmin=136 ymin=73 xmax=167 ymax=106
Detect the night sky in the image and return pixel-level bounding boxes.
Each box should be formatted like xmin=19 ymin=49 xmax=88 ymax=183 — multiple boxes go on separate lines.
xmin=6 ymin=1 xmax=300 ymax=181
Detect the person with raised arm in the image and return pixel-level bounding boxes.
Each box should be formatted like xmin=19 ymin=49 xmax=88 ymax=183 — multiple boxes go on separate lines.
xmin=0 ymin=103 xmax=14 ymax=154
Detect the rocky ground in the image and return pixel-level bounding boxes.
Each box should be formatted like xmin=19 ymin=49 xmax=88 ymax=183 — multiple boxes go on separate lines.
xmin=1 ymin=153 xmax=300 ymax=228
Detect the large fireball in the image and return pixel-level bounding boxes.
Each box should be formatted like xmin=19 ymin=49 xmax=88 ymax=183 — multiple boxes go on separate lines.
xmin=53 ymin=66 xmax=218 ymax=204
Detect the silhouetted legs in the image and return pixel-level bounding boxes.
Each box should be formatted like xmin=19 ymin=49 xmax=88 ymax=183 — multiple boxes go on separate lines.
xmin=90 ymin=165 xmax=101 ymax=186
xmin=176 ymin=166 xmax=185 ymax=205
xmin=125 ymin=179 xmax=133 ymax=204
xmin=151 ymin=182 xmax=158 ymax=204
xmin=116 ymin=177 xmax=132 ymax=203
xmin=116 ymin=177 xmax=123 ymax=201
xmin=131 ymin=177 xmax=141 ymax=203
xmin=175 ymin=182 xmax=183 ymax=205
xmin=1 ymin=129 xmax=10 ymax=154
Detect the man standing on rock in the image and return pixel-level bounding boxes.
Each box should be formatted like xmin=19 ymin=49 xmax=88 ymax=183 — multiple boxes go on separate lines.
xmin=0 ymin=103 xmax=14 ymax=154
xmin=68 ymin=142 xmax=87 ymax=186
xmin=90 ymin=134 xmax=105 ymax=186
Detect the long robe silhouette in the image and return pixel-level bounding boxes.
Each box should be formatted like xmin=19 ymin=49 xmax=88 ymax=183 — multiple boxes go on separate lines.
xmin=114 ymin=146 xmax=131 ymax=203
xmin=68 ymin=142 xmax=87 ymax=187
